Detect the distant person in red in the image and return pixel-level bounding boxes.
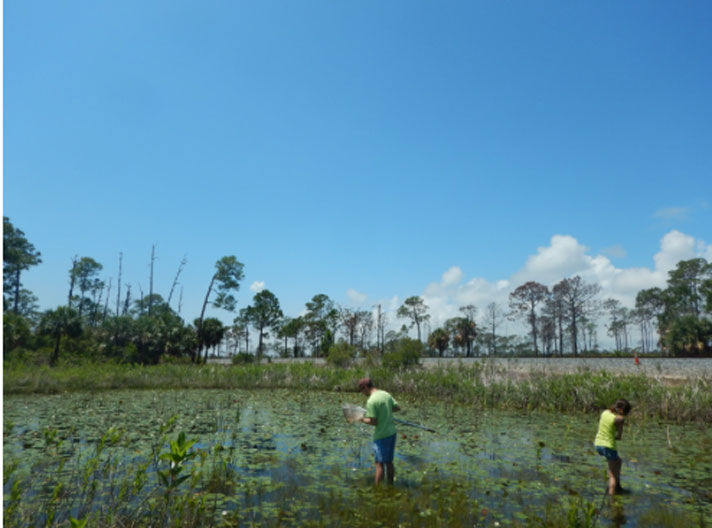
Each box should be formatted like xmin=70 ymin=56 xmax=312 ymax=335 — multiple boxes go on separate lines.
xmin=634 ymin=353 xmax=639 ymax=366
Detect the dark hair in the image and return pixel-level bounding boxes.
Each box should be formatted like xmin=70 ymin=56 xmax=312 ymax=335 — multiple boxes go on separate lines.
xmin=357 ymin=378 xmax=374 ymax=391
xmin=611 ymin=398 xmax=632 ymax=416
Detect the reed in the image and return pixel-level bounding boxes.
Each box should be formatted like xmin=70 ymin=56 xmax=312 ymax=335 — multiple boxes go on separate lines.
xmin=4 ymin=360 xmax=711 ymax=422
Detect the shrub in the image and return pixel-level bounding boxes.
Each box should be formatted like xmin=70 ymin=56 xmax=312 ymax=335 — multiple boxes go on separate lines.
xmin=327 ymin=342 xmax=356 ymax=368
xmin=231 ymin=352 xmax=254 ymax=365
xmin=382 ymin=338 xmax=423 ymax=370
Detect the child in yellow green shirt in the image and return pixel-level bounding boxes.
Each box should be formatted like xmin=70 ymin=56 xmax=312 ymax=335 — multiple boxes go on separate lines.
xmin=594 ymin=398 xmax=632 ymax=495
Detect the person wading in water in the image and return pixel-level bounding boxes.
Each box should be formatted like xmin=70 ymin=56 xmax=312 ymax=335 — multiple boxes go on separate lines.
xmin=358 ymin=378 xmax=401 ymax=485
xmin=594 ymin=398 xmax=632 ymax=496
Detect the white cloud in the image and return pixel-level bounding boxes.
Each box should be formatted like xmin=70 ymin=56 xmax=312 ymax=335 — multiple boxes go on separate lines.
xmin=250 ymin=281 xmax=265 ymax=292
xmin=346 ymin=288 xmax=368 ymax=305
xmin=441 ymin=266 xmax=463 ymax=287
xmin=653 ymin=230 xmax=698 ymax=273
xmin=512 ymin=234 xmax=591 ymax=285
xmin=406 ymin=230 xmax=711 ymax=347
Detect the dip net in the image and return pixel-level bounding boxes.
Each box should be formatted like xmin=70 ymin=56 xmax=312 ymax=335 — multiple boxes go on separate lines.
xmin=341 ymin=403 xmax=366 ymax=423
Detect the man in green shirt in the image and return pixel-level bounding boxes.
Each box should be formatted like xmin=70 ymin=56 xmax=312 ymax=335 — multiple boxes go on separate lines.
xmin=358 ymin=377 xmax=401 ymax=485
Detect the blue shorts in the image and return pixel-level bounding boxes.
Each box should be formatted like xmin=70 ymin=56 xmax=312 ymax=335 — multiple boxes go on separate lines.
xmin=596 ymin=446 xmax=620 ymax=462
xmin=373 ymin=434 xmax=396 ymax=463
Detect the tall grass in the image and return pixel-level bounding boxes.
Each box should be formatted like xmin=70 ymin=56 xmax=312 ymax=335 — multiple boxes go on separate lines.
xmin=4 ymin=359 xmax=711 ymax=422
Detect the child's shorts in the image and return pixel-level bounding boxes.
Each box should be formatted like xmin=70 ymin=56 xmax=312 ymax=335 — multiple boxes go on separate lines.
xmin=596 ymin=446 xmax=621 ymax=461
xmin=373 ymin=434 xmax=396 ymax=463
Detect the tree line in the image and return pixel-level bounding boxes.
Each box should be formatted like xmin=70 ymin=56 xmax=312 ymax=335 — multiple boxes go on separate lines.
xmin=4 ymin=216 xmax=712 ymax=366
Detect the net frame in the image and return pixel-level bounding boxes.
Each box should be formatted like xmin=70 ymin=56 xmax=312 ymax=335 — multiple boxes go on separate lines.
xmin=341 ymin=403 xmax=366 ymax=423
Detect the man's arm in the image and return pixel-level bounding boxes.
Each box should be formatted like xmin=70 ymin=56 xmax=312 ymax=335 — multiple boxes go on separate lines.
xmin=362 ymin=417 xmax=377 ymax=426
xmin=393 ymin=404 xmax=401 ymax=413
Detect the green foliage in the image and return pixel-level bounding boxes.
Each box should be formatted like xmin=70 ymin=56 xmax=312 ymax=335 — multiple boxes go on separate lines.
xmin=38 ymin=306 xmax=83 ymax=366
xmin=303 ymin=294 xmax=338 ymax=357
xmin=158 ymin=432 xmax=197 ymax=494
xmin=396 ymin=296 xmax=430 ymax=341
xmin=3 ymin=311 xmax=33 ymax=352
xmin=427 ymin=327 xmax=449 ymax=357
xmin=382 ymin=337 xmax=423 ymax=370
xmin=326 ymin=341 xmax=356 ymax=367
xmin=211 ymin=256 xmax=245 ymax=312
xmin=651 ymin=258 xmax=712 ymax=356
xmin=231 ymin=352 xmax=254 ymax=365
xmin=244 ymin=289 xmax=283 ymax=359
xmin=663 ymin=315 xmax=712 ymax=356
xmin=3 ymin=216 xmax=42 ymax=315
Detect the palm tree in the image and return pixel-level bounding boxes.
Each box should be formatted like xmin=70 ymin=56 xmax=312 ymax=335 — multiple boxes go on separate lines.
xmin=197 ymin=317 xmax=226 ymax=362
xmin=428 ymin=328 xmax=450 ymax=357
xmin=39 ymin=307 xmax=82 ymax=366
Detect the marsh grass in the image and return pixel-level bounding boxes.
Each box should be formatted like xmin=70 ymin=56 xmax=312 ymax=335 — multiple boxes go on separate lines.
xmin=4 ymin=360 xmax=711 ymax=423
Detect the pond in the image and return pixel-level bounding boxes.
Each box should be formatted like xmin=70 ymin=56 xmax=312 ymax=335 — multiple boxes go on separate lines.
xmin=4 ymin=388 xmax=711 ymax=527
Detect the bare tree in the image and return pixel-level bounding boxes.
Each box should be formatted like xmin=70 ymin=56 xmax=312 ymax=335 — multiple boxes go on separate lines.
xmin=167 ymin=257 xmax=187 ymax=309
xmin=116 ymin=252 xmax=123 ymax=316
xmin=148 ymin=245 xmax=156 ymax=316
xmin=482 ymin=302 xmax=504 ymax=356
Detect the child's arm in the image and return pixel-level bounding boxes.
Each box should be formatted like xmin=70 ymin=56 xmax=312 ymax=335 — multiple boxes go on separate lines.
xmin=614 ymin=416 xmax=625 ymax=440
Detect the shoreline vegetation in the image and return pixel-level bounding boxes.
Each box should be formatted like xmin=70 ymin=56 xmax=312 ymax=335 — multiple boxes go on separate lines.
xmin=4 ymin=359 xmax=711 ymax=423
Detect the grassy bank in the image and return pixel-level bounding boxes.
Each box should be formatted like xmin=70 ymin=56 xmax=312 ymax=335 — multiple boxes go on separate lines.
xmin=4 ymin=359 xmax=711 ymax=423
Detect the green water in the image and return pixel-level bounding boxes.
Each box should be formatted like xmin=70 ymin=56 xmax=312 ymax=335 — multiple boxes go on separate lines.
xmin=4 ymin=388 xmax=711 ymax=526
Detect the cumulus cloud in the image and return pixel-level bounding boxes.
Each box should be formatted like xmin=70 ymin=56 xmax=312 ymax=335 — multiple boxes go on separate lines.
xmin=511 ymin=235 xmax=591 ymax=285
xmin=441 ymin=266 xmax=463 ymax=287
xmin=411 ymin=230 xmax=711 ymax=346
xmin=250 ymin=281 xmax=265 ymax=292
xmin=346 ymin=288 xmax=368 ymax=305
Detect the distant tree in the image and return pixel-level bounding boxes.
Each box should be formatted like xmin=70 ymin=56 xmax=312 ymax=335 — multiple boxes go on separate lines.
xmin=604 ymin=298 xmax=630 ymax=351
xmin=427 ymin=328 xmax=450 ymax=357
xmin=663 ymin=315 xmax=712 ymax=356
xmin=339 ymin=308 xmax=372 ymax=348
xmin=641 ymin=259 xmax=712 ymax=356
xmin=131 ymin=293 xmax=168 ymax=317
xmin=3 ymin=312 xmax=33 ymax=352
xmin=396 ymin=296 xmax=430 ymax=342
xmin=196 ymin=256 xmax=244 ymax=363
xmin=198 ymin=318 xmax=226 ymax=360
xmin=552 ymin=276 xmax=601 ymax=356
xmin=444 ymin=317 xmax=478 ymax=357
xmin=538 ymin=314 xmax=556 ymax=355
xmin=244 ymin=289 xmax=283 ymax=361
xmin=68 ymin=257 xmax=104 ymax=317
xmin=279 ymin=316 xmax=305 ymax=358
xmin=666 ymin=258 xmax=711 ymax=318
xmin=235 ymin=308 xmax=251 ymax=355
xmin=39 ymin=307 xmax=82 ymax=366
xmin=304 ymin=294 xmax=338 ymax=357
xmin=482 ymin=302 xmax=504 ymax=356
xmin=3 ymin=217 xmax=42 ymax=315
xmin=374 ymin=304 xmax=387 ymax=355
xmin=508 ymin=281 xmax=549 ymax=356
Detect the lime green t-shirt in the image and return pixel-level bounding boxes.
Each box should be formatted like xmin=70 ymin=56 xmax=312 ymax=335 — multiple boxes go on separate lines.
xmin=594 ymin=409 xmax=618 ymax=449
xmin=365 ymin=390 xmax=398 ymax=440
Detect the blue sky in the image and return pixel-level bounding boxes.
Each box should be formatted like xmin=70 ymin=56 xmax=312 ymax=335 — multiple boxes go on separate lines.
xmin=4 ymin=1 xmax=712 ymax=341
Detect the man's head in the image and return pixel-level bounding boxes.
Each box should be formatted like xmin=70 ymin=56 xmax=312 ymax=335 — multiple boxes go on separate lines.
xmin=358 ymin=377 xmax=374 ymax=395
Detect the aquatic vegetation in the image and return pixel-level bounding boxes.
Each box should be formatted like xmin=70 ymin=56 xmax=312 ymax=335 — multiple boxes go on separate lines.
xmin=4 ymin=388 xmax=711 ymax=527
xmin=4 ymin=360 xmax=711 ymax=423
